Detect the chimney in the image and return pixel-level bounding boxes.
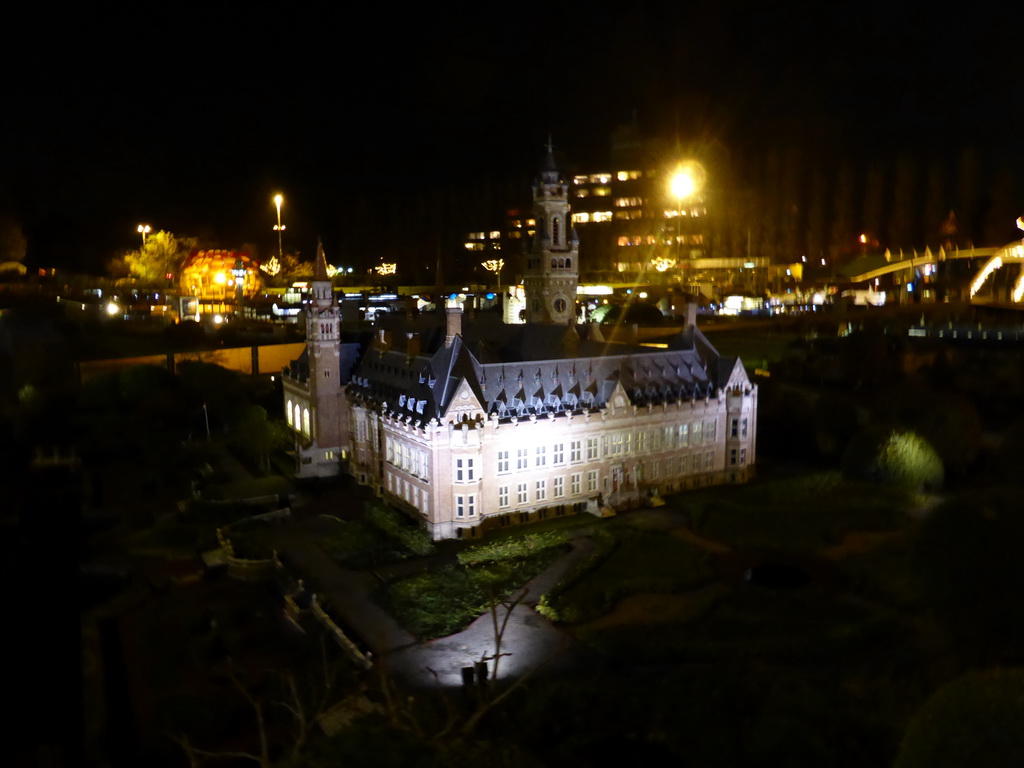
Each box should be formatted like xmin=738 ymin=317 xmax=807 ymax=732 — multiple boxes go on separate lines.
xmin=683 ymin=302 xmax=698 ymax=331
xmin=445 ymin=303 xmax=463 ymax=347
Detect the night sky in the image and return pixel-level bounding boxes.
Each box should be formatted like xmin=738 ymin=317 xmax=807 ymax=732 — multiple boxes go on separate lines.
xmin=3 ymin=4 xmax=1022 ymax=271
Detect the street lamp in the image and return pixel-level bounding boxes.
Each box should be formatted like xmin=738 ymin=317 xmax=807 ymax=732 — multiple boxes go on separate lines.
xmin=137 ymin=224 xmax=151 ymax=247
xmin=273 ymin=194 xmax=285 ymax=260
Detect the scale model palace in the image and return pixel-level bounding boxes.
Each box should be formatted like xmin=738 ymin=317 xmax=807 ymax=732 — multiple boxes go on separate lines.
xmin=283 ymin=149 xmax=758 ymax=539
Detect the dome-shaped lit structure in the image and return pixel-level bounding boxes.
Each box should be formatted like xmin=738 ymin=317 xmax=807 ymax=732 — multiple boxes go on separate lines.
xmin=180 ymin=249 xmax=261 ymax=302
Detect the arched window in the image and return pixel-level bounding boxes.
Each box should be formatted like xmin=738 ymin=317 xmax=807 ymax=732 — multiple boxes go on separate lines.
xmin=552 ymin=215 xmax=560 ymax=245
xmin=551 ymin=258 xmax=557 ymax=269
xmin=286 ymin=399 xmax=294 ymax=426
xmin=294 ymin=403 xmax=301 ymax=431
xmin=565 ymin=258 xmax=571 ymax=269
xmin=302 ymin=408 xmax=310 ymax=436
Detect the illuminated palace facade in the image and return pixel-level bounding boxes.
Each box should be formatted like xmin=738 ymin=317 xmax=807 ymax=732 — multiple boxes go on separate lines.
xmin=284 ymin=150 xmax=757 ymax=540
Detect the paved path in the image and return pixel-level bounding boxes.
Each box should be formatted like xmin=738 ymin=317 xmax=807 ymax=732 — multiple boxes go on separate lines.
xmin=274 ymin=516 xmax=600 ymax=689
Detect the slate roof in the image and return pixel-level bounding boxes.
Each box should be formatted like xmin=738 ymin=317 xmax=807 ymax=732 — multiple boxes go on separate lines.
xmin=346 ymin=313 xmax=738 ymax=424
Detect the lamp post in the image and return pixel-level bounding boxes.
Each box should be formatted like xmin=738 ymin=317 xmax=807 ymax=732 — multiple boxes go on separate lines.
xmin=137 ymin=223 xmax=151 ymax=247
xmin=273 ymin=194 xmax=285 ymax=260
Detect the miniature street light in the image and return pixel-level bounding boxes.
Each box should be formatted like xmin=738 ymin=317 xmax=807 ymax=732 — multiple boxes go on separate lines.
xmin=137 ymin=223 xmax=151 ymax=247
xmin=273 ymin=194 xmax=286 ymax=260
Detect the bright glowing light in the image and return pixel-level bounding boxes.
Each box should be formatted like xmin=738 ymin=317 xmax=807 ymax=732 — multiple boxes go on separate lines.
xmin=213 ymin=314 xmax=223 ymax=324
xmin=859 ymin=234 xmax=868 ymax=244
xmin=669 ymin=161 xmax=705 ymax=202
xmin=670 ymin=169 xmax=696 ymax=199
xmin=481 ymin=258 xmax=504 ymax=273
xmin=971 ymin=256 xmax=1002 ymax=298
xmin=639 ymin=292 xmax=648 ymax=299
xmin=260 ymin=256 xmax=282 ymax=276
xmin=651 ymin=256 xmax=676 ymax=272
xmin=576 ymin=285 xmax=614 ymax=296
xmin=375 ymin=262 xmax=396 ymax=276
xmin=213 ymin=271 xmax=227 ymax=285
xmin=325 ymin=264 xmax=339 ymax=278
xmin=105 ymin=302 xmax=119 ymax=316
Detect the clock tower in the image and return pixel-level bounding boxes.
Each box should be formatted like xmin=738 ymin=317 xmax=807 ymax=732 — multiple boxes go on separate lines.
xmin=523 ymin=142 xmax=579 ymax=324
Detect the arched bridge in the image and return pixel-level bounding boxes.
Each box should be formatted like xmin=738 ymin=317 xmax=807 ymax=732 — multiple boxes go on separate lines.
xmin=968 ymin=242 xmax=1024 ymax=301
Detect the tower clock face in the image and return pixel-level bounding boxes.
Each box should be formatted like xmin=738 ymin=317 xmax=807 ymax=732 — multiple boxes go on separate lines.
xmin=553 ymin=297 xmax=567 ymax=314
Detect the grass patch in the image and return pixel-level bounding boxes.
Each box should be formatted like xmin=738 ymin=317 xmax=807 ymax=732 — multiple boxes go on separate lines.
xmin=383 ymin=549 xmax=564 ymax=639
xmin=319 ymin=503 xmax=436 ymax=568
xmin=688 ymin=474 xmax=913 ymax=552
xmin=548 ymin=528 xmax=713 ymax=624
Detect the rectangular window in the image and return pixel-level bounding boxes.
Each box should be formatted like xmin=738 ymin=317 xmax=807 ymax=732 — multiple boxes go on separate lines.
xmin=706 ymin=450 xmax=714 ymax=469
xmin=498 ymin=450 xmax=509 ymax=473
xmin=742 ymin=418 xmax=748 ymax=438
xmin=517 ymin=448 xmax=528 ymax=470
xmin=386 ymin=438 xmax=394 ymax=464
xmin=586 ymin=437 xmax=598 ymax=460
xmin=731 ymin=418 xmax=739 ymax=438
xmin=730 ymin=449 xmax=737 ymax=466
xmin=499 ymin=486 xmax=509 ymax=508
xmin=535 ymin=446 xmax=546 ymax=467
xmin=651 ymin=429 xmax=662 ymax=451
xmin=570 ymin=440 xmax=582 ymax=463
xmin=536 ymin=480 xmax=546 ymax=501
xmin=705 ymin=420 xmax=716 ymax=442
xmin=692 ymin=421 xmax=703 ymax=446
xmin=587 ymin=470 xmax=598 ymax=492
xmin=679 ymin=423 xmax=689 ymax=447
xmin=636 ymin=431 xmax=647 ymax=452
xmin=553 ymin=443 xmax=565 ymax=465
xmin=456 ymin=495 xmax=476 ymax=517
xmin=456 ymin=458 xmax=465 ymax=482
xmin=570 ymin=473 xmax=581 ymax=495
xmin=610 ymin=433 xmax=623 ymax=456
xmin=517 ymin=483 xmax=528 ymax=504
xmin=650 ymin=461 xmax=659 ymax=480
xmin=553 ymin=477 xmax=565 ymax=498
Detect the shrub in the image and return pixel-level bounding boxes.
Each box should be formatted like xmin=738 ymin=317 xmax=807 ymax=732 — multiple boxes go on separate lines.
xmin=841 ymin=427 xmax=943 ymax=491
xmin=457 ymin=530 xmax=567 ymax=566
xmin=365 ymin=503 xmax=435 ymax=557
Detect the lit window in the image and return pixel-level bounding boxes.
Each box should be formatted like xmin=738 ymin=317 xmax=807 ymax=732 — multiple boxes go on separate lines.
xmin=614 ymin=197 xmax=642 ymax=207
xmin=468 ymin=232 xmax=485 ymax=240
xmin=616 ymin=170 xmax=642 ymax=181
xmin=592 ymin=211 xmax=613 ymax=222
xmin=589 ymin=173 xmax=611 ymax=184
xmin=573 ymin=175 xmax=588 ymax=184
xmin=488 ymin=231 xmax=501 ymax=239
xmin=552 ymin=443 xmax=565 ymax=464
xmin=286 ymin=399 xmax=293 ymax=426
xmin=302 ymin=408 xmax=310 ymax=436
xmin=592 ymin=186 xmax=612 ymax=196
xmin=572 ymin=212 xmax=590 ymax=224
xmin=574 ymin=188 xmax=590 ymax=198
xmin=464 ymin=242 xmax=484 ymax=250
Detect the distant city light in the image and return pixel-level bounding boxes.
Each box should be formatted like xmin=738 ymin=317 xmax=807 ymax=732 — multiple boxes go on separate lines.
xmin=375 ymin=262 xmax=396 ymax=276
xmin=105 ymin=302 xmax=119 ymax=316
